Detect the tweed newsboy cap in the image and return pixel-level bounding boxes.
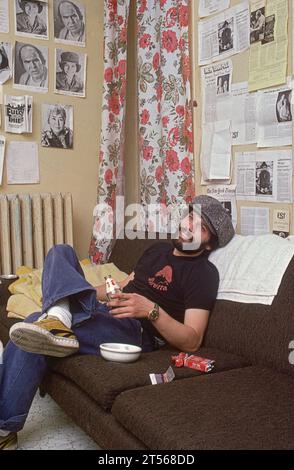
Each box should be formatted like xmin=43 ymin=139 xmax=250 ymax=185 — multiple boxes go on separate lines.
xmin=191 ymin=195 xmax=235 ymax=248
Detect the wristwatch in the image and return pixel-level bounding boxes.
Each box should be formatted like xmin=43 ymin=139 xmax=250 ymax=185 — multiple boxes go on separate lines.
xmin=147 ymin=303 xmax=159 ymax=321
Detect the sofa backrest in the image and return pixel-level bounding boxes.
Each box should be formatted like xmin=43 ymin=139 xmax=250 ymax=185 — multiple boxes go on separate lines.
xmin=203 ymin=256 xmax=294 ymax=377
xmin=109 ymin=234 xmax=294 ymax=377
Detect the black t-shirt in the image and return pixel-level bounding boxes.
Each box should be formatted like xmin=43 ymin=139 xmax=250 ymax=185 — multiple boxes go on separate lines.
xmin=123 ymin=242 xmax=219 ymax=338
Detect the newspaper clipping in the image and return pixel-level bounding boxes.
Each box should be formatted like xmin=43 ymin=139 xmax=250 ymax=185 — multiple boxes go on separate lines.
xmin=199 ymin=0 xmax=230 ymax=18
xmin=235 ymin=150 xmax=292 ymax=203
xmin=256 ymin=84 xmax=292 ymax=147
xmin=0 ymin=0 xmax=9 ymax=33
xmin=201 ymin=120 xmax=232 ymax=183
xmin=240 ymin=206 xmax=270 ymax=235
xmin=4 ymin=94 xmax=32 ymax=134
xmin=231 ymin=82 xmax=257 ymax=145
xmin=201 ymin=59 xmax=233 ymax=123
xmin=207 ymin=184 xmax=237 ymax=229
xmin=272 ymin=209 xmax=290 ymax=238
xmin=249 ymin=0 xmax=288 ymax=91
xmin=0 ymin=42 xmax=12 ymax=85
xmin=198 ymin=1 xmax=250 ymax=65
xmin=7 ymin=141 xmax=39 ymax=184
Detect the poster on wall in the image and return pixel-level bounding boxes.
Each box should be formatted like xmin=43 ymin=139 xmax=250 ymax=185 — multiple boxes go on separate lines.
xmin=0 ymin=42 xmax=12 ymax=85
xmin=198 ymin=1 xmax=250 ymax=65
xmin=273 ymin=209 xmax=290 ymax=238
xmin=41 ymin=103 xmax=73 ymax=149
xmin=199 ymin=0 xmax=230 ymax=18
xmin=53 ymin=0 xmax=86 ymax=47
xmin=256 ymin=83 xmax=292 ymax=147
xmin=4 ymin=94 xmax=32 ymax=133
xmin=13 ymin=41 xmax=48 ymax=93
xmin=201 ymin=59 xmax=233 ymax=123
xmin=14 ymin=0 xmax=49 ymax=40
xmin=54 ymin=48 xmax=87 ymax=97
xmin=249 ymin=0 xmax=288 ymax=91
xmin=235 ymin=150 xmax=292 ymax=203
xmin=0 ymin=0 xmax=9 ymax=33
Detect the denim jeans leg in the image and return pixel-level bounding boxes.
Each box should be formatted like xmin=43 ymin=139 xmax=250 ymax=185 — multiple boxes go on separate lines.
xmin=41 ymin=244 xmax=109 ymax=326
xmin=0 ymin=313 xmax=48 ymax=433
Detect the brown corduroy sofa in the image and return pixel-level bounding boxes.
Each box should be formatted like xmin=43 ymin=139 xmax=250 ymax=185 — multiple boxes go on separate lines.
xmin=1 ymin=235 xmax=294 ymax=450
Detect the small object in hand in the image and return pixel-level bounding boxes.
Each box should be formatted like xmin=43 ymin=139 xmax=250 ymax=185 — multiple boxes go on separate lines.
xmin=104 ymin=274 xmax=122 ymax=301
xmin=149 ymin=366 xmax=175 ymax=385
xmin=171 ymin=352 xmax=215 ymax=373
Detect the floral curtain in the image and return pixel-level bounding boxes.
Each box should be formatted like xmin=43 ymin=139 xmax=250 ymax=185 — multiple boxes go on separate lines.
xmin=90 ymin=0 xmax=195 ymax=262
xmin=89 ymin=0 xmax=130 ymax=264
xmin=137 ymin=0 xmax=195 ymax=231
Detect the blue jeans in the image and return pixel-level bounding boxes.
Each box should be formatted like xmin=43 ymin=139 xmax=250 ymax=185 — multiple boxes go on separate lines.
xmin=0 ymin=245 xmax=157 ymax=433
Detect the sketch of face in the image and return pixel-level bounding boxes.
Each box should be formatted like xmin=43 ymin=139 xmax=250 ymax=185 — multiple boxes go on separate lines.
xmin=49 ymin=112 xmax=65 ymax=136
xmin=24 ymin=2 xmax=39 ymax=19
xmin=21 ymin=46 xmax=45 ymax=81
xmin=62 ymin=60 xmax=78 ymax=81
xmin=60 ymin=2 xmax=83 ymax=36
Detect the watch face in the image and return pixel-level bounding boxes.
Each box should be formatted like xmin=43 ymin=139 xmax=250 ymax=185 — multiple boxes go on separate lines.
xmin=149 ymin=307 xmax=159 ymax=321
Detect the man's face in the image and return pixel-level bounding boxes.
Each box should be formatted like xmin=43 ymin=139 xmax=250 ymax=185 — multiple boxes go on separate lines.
xmin=49 ymin=113 xmax=65 ymax=136
xmin=24 ymin=2 xmax=39 ymax=17
xmin=172 ymin=211 xmax=212 ymax=254
xmin=60 ymin=2 xmax=82 ymax=34
xmin=62 ymin=61 xmax=77 ymax=78
xmin=21 ymin=47 xmax=44 ymax=80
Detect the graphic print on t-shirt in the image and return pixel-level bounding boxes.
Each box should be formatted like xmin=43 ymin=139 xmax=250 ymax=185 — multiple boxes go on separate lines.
xmin=148 ymin=265 xmax=173 ymax=292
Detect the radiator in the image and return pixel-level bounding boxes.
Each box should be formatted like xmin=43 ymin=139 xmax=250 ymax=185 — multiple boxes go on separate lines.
xmin=0 ymin=193 xmax=74 ymax=275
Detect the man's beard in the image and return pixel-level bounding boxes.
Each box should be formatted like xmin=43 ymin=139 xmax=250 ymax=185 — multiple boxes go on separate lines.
xmin=171 ymin=237 xmax=207 ymax=255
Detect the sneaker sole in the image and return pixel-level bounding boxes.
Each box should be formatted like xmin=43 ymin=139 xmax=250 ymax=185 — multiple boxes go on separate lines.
xmin=9 ymin=323 xmax=79 ymax=358
xmin=0 ymin=436 xmax=18 ymax=451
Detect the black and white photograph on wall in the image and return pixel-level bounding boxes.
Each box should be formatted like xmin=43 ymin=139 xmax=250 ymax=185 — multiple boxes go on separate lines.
xmin=55 ymin=48 xmax=86 ymax=97
xmin=250 ymin=7 xmax=265 ymax=44
xmin=216 ymin=74 xmax=230 ymax=95
xmin=14 ymin=0 xmax=48 ymax=40
xmin=0 ymin=42 xmax=12 ymax=84
xmin=41 ymin=103 xmax=73 ymax=149
xmin=276 ymin=90 xmax=292 ymax=123
xmin=218 ymin=18 xmax=233 ymax=54
xmin=256 ymin=161 xmax=273 ymax=196
xmin=220 ymin=201 xmax=232 ymax=218
xmin=262 ymin=14 xmax=275 ymax=45
xmin=54 ymin=0 xmax=86 ymax=47
xmin=14 ymin=41 xmax=48 ymax=92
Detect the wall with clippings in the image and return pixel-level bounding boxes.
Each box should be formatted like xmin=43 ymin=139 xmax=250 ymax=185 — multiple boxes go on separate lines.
xmin=191 ymin=0 xmax=293 ymax=237
xmin=0 ymin=0 xmax=105 ymax=259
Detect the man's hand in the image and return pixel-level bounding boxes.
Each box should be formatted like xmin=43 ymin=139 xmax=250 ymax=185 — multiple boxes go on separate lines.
xmin=107 ymin=292 xmax=154 ymax=319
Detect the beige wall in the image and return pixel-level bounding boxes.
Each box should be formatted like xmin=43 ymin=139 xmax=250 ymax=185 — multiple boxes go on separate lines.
xmin=0 ymin=0 xmax=104 ymax=259
xmin=191 ymin=0 xmax=293 ymax=235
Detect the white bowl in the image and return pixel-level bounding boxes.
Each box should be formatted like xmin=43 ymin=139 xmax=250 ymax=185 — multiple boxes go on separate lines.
xmin=100 ymin=343 xmax=142 ymax=363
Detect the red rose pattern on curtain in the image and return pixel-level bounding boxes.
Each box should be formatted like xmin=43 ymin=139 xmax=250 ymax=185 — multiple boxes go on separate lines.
xmin=90 ymin=0 xmax=195 ymax=263
xmin=137 ymin=0 xmax=195 ymax=232
xmin=89 ymin=0 xmax=130 ymax=264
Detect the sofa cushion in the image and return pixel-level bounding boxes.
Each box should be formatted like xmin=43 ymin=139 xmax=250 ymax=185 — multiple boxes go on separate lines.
xmin=112 ymin=366 xmax=294 ymax=450
xmin=204 ymin=257 xmax=294 ymax=377
xmin=50 ymin=346 xmax=250 ymax=411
